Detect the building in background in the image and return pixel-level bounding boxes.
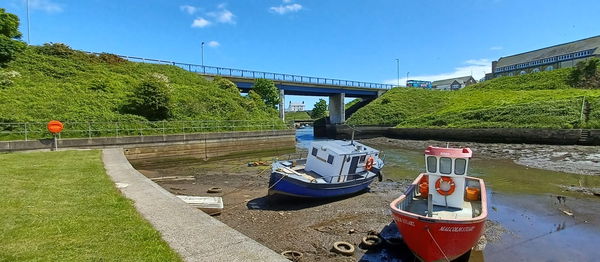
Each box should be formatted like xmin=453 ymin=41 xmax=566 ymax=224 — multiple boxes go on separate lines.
xmin=406 ymin=80 xmax=432 ymax=89
xmin=431 ymin=76 xmax=477 ymax=90
xmin=287 ymin=101 xmax=305 ymax=112
xmin=488 ymin=35 xmax=600 ymax=79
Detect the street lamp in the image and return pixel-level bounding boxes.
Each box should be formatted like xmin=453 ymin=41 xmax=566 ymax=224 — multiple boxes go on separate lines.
xmin=406 ymin=72 xmax=410 ymax=86
xmin=396 ymin=58 xmax=400 ymax=87
xmin=26 ymin=0 xmax=30 ymax=44
xmin=201 ymin=42 xmax=205 ymax=67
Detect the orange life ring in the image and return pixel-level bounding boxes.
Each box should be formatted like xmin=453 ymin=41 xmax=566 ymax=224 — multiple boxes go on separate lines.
xmin=435 ymin=176 xmax=456 ymax=196
xmin=47 ymin=120 xmax=64 ymax=134
xmin=365 ymin=156 xmax=375 ymax=170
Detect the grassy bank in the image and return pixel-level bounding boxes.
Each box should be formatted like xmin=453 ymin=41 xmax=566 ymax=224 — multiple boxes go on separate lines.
xmin=0 ymin=150 xmax=181 ymax=261
xmin=0 ymin=44 xmax=278 ymax=123
xmin=347 ymin=67 xmax=600 ymax=128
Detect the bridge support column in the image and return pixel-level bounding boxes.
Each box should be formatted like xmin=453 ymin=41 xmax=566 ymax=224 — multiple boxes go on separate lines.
xmin=329 ymin=93 xmax=345 ymax=124
xmin=279 ymin=89 xmax=285 ymax=121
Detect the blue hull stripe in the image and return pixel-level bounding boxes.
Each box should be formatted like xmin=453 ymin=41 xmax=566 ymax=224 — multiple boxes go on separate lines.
xmin=268 ymin=172 xmax=376 ymax=198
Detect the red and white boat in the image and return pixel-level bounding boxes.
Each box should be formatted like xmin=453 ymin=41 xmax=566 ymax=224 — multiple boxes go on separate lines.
xmin=390 ymin=146 xmax=487 ymax=262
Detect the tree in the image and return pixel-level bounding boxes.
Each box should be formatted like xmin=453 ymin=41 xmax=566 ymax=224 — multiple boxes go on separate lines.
xmin=252 ymin=79 xmax=280 ymax=109
xmin=311 ymin=99 xmax=328 ymax=119
xmin=0 ymin=8 xmax=22 ymax=39
xmin=568 ymin=58 xmax=600 ymax=89
xmin=124 ymin=77 xmax=172 ymax=120
xmin=0 ymin=9 xmax=25 ymax=66
xmin=213 ymin=76 xmax=239 ymax=94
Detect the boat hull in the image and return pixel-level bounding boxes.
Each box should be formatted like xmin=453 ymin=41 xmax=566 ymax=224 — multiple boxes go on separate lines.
xmin=268 ymin=171 xmax=376 ymax=198
xmin=390 ymin=175 xmax=487 ymax=262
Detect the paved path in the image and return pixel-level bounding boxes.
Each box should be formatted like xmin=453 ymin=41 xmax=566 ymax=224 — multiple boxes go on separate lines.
xmin=102 ymin=148 xmax=288 ymax=262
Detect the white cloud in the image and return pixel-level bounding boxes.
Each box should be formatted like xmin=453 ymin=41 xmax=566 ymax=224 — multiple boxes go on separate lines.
xmin=208 ymin=9 xmax=235 ymax=24
xmin=29 ymin=0 xmax=63 ymax=13
xmin=207 ymin=41 xmax=220 ymax=47
xmin=282 ymin=0 xmax=293 ymax=3
xmin=384 ymin=59 xmax=492 ymax=85
xmin=270 ymin=3 xmax=303 ymax=15
xmin=180 ymin=5 xmax=198 ymax=15
xmin=490 ymin=46 xmax=503 ymax=51
xmin=191 ymin=17 xmax=211 ymax=28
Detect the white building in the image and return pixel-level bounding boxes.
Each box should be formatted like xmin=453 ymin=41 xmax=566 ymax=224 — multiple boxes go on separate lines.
xmin=287 ymin=101 xmax=305 ymax=112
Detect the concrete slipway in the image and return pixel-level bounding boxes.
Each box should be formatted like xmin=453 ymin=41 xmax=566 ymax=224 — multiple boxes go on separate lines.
xmin=102 ymin=148 xmax=287 ymax=262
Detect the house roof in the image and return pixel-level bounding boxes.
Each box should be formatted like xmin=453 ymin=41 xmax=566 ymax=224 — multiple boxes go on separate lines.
xmin=496 ymin=35 xmax=600 ymax=68
xmin=431 ymin=76 xmax=474 ymax=87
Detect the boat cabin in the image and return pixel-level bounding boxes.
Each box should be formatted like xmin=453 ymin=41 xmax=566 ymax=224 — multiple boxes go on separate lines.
xmin=305 ymin=140 xmax=380 ymax=183
xmin=424 ymin=146 xmax=472 ymax=209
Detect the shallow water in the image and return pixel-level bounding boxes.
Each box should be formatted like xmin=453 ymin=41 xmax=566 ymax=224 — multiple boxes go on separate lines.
xmin=300 ymin=128 xmax=600 ymax=261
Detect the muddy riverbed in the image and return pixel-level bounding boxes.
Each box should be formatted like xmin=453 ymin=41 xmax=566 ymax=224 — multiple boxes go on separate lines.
xmin=130 ymin=133 xmax=600 ymax=261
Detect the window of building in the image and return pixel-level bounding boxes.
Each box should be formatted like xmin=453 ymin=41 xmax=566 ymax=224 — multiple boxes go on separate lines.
xmin=532 ymin=68 xmax=540 ymax=73
xmin=311 ymin=148 xmax=318 ymax=156
xmin=327 ymin=155 xmax=334 ymax=164
xmin=440 ymin=157 xmax=452 ymax=174
xmin=455 ymin=159 xmax=466 ymax=175
xmin=360 ymin=155 xmax=366 ymax=163
xmin=508 ymin=72 xmax=514 ymax=76
xmin=427 ymin=156 xmax=437 ymax=173
xmin=520 ymin=70 xmax=527 ymax=75
xmin=545 ymin=66 xmax=554 ymax=71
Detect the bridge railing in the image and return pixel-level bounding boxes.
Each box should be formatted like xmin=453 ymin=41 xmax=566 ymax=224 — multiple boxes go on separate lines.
xmin=85 ymin=52 xmax=395 ymax=90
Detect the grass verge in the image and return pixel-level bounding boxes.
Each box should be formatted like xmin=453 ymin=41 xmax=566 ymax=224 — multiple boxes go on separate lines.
xmin=0 ymin=150 xmax=181 ymax=261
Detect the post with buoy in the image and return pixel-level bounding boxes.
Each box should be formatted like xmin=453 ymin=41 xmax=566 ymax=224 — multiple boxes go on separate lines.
xmin=47 ymin=120 xmax=64 ymax=151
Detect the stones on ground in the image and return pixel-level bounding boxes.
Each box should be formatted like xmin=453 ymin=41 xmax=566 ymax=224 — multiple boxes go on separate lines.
xmin=207 ymin=187 xmax=222 ymax=193
xmin=115 ymin=182 xmax=128 ymax=188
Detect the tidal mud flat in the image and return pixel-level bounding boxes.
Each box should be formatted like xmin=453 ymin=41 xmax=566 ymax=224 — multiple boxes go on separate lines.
xmin=130 ymin=137 xmax=600 ymax=261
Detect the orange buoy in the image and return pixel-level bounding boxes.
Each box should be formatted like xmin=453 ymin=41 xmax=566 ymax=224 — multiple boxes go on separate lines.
xmin=466 ymin=187 xmax=480 ymax=201
xmin=47 ymin=120 xmax=64 ymax=134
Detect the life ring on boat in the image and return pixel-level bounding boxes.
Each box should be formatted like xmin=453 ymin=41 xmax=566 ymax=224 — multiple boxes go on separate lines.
xmin=365 ymin=156 xmax=375 ymax=170
xmin=435 ymin=176 xmax=456 ymax=196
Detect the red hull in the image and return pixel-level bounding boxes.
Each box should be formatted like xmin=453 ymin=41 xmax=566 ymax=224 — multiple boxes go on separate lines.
xmin=390 ymin=175 xmax=487 ymax=262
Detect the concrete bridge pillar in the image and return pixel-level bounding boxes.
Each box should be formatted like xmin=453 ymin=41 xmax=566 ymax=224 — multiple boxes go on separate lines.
xmin=329 ymin=93 xmax=345 ymax=124
xmin=279 ymin=89 xmax=285 ymax=121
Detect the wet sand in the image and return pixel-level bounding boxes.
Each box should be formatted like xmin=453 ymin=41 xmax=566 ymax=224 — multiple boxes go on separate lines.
xmin=130 ymin=137 xmax=600 ymax=261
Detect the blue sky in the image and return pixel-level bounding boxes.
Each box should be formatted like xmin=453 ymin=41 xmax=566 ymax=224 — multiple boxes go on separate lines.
xmin=3 ymin=0 xmax=600 ymax=109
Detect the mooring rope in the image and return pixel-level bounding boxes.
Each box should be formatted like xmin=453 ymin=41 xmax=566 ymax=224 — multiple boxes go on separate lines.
xmin=267 ymin=171 xmax=288 ymax=190
xmin=425 ymin=226 xmax=450 ymax=262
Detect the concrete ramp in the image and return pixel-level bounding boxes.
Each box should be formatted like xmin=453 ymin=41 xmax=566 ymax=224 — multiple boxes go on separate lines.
xmin=102 ymin=148 xmax=287 ymax=262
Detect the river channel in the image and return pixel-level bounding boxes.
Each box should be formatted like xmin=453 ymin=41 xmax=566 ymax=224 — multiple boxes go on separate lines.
xmin=131 ymin=127 xmax=600 ymax=261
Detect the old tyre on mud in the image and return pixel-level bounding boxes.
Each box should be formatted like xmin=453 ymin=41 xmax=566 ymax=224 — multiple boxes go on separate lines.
xmin=207 ymin=187 xmax=222 ymax=193
xmin=360 ymin=235 xmax=382 ymax=249
xmin=281 ymin=250 xmax=303 ymax=261
xmin=332 ymin=241 xmax=355 ymax=256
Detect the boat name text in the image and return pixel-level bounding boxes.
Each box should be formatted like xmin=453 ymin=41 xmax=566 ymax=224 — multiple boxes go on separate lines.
xmin=439 ymin=226 xmax=475 ymax=232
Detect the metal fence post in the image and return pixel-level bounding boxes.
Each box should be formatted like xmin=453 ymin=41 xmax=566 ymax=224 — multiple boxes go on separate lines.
xmin=24 ymin=122 xmax=28 ymax=141
xmin=116 ymin=122 xmax=119 ymax=138
xmin=88 ymin=122 xmax=92 ymax=138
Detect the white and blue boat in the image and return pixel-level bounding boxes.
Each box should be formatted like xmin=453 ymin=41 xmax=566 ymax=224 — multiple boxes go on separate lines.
xmin=268 ymin=140 xmax=384 ymax=198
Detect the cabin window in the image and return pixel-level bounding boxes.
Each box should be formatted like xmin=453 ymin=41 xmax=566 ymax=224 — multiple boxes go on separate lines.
xmin=360 ymin=155 xmax=366 ymax=163
xmin=455 ymin=158 xmax=466 ymax=175
xmin=327 ymin=155 xmax=334 ymax=164
xmin=311 ymin=148 xmax=318 ymax=157
xmin=440 ymin=157 xmax=452 ymax=174
xmin=426 ymin=156 xmax=437 ymax=173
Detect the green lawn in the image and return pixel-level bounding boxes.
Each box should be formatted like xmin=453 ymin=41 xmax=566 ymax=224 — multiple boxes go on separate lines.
xmin=0 ymin=150 xmax=181 ymax=261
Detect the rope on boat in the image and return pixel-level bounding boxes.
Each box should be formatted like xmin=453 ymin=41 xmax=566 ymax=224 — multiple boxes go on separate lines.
xmin=425 ymin=226 xmax=450 ymax=262
xmin=267 ymin=172 xmax=288 ymax=190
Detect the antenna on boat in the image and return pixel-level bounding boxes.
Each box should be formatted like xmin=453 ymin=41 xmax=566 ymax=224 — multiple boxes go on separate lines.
xmin=446 ymin=142 xmax=449 ymax=148
xmin=351 ymin=129 xmax=355 ymax=145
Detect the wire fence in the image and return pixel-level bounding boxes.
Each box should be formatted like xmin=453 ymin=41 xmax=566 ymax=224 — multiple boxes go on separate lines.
xmin=84 ymin=52 xmax=396 ymax=90
xmin=0 ymin=120 xmax=290 ymax=141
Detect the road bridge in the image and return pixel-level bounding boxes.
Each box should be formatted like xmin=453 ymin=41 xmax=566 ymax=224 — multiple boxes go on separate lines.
xmin=92 ymin=53 xmax=395 ymax=124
